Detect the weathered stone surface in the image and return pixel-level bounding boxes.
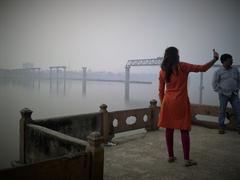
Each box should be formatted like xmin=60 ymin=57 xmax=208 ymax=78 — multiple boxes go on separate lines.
xmin=104 ymin=125 xmax=240 ymax=180
xmin=32 ymin=112 xmax=102 ymax=140
xmin=25 ymin=124 xmax=87 ymax=163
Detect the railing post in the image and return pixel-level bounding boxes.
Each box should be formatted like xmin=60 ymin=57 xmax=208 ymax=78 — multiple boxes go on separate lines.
xmin=99 ymin=104 xmax=112 ymax=143
xmin=82 ymin=67 xmax=87 ymax=96
xmin=125 ymin=65 xmax=130 ymax=101
xmin=87 ymin=132 xmax=104 ymax=180
xmin=149 ymin=99 xmax=159 ymax=131
xmin=19 ymin=108 xmax=33 ymax=164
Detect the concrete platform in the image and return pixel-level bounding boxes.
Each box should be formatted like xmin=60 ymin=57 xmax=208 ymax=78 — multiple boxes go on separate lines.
xmin=104 ymin=126 xmax=240 ymax=180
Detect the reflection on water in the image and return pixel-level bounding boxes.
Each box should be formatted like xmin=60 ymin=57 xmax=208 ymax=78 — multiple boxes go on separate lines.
xmin=0 ymin=78 xmax=158 ymax=169
xmin=50 ymin=78 xmax=66 ymax=96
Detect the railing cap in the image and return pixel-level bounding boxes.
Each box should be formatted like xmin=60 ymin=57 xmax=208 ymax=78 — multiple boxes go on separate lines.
xmin=20 ymin=108 xmax=33 ymax=119
xmin=99 ymin=104 xmax=108 ymax=111
xmin=150 ymin=99 xmax=157 ymax=106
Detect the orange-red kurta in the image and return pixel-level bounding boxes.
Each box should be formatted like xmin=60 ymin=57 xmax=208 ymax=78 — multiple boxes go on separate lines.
xmin=158 ymin=62 xmax=213 ymax=130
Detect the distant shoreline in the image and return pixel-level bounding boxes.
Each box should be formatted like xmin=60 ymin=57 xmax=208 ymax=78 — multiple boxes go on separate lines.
xmin=0 ymin=77 xmax=152 ymax=84
xmin=69 ymin=78 xmax=152 ymax=84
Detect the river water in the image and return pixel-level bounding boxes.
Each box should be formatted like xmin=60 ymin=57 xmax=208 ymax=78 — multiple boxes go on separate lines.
xmin=0 ymin=78 xmax=160 ymax=169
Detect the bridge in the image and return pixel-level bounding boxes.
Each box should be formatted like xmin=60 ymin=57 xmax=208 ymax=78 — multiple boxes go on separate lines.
xmin=49 ymin=66 xmax=67 ymax=95
xmin=126 ymin=57 xmax=163 ymax=67
xmin=49 ymin=66 xmax=67 ymax=79
xmin=125 ymin=57 xmax=163 ymax=100
xmin=5 ymin=67 xmax=41 ymax=75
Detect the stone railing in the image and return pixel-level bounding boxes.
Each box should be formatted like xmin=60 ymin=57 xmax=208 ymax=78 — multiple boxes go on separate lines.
xmin=99 ymin=100 xmax=237 ymax=143
xmin=24 ymin=124 xmax=88 ymax=163
xmin=18 ymin=108 xmax=103 ymax=163
xmin=191 ymin=104 xmax=235 ymax=130
xmin=0 ymin=100 xmax=237 ymax=179
xmin=100 ymin=100 xmax=238 ymax=143
xmin=1 ymin=108 xmax=104 ymax=180
xmin=100 ymin=99 xmax=159 ymax=143
xmin=30 ymin=112 xmax=102 ymax=141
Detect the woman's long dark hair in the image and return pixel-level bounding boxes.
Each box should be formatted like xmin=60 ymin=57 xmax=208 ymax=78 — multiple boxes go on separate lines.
xmin=161 ymin=47 xmax=180 ymax=82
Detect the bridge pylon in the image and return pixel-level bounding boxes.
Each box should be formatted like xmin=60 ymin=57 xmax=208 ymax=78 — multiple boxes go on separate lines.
xmin=124 ymin=57 xmax=163 ymax=101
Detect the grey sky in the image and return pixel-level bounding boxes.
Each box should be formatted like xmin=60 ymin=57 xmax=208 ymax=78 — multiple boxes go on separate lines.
xmin=0 ymin=0 xmax=239 ymax=72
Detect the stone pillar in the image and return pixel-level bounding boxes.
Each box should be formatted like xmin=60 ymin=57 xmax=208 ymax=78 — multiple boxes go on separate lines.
xmin=149 ymin=99 xmax=159 ymax=131
xmin=63 ymin=67 xmax=66 ymax=95
xmin=49 ymin=67 xmax=53 ymax=79
xmin=19 ymin=108 xmax=33 ymax=163
xmin=125 ymin=65 xmax=130 ymax=101
xmin=56 ymin=68 xmax=60 ymax=95
xmin=37 ymin=68 xmax=40 ymax=90
xmin=63 ymin=67 xmax=66 ymax=80
xmin=49 ymin=67 xmax=53 ymax=91
xmin=99 ymin=104 xmax=112 ymax=143
xmin=56 ymin=67 xmax=59 ymax=79
xmin=37 ymin=68 xmax=40 ymax=78
xmin=87 ymin=132 xmax=104 ymax=180
xmin=82 ymin=67 xmax=87 ymax=96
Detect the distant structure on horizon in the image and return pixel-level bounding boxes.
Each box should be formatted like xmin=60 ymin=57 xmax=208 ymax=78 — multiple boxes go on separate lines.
xmin=124 ymin=57 xmax=163 ymax=101
xmin=22 ymin=62 xmax=34 ymax=69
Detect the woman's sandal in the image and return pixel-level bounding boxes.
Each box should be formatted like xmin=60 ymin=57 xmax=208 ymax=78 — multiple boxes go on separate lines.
xmin=185 ymin=159 xmax=197 ymax=167
xmin=168 ymin=156 xmax=177 ymax=163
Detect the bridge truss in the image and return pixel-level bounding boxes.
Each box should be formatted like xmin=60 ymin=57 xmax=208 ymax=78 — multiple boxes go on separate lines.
xmin=126 ymin=57 xmax=163 ymax=68
xmin=124 ymin=57 xmax=163 ymax=101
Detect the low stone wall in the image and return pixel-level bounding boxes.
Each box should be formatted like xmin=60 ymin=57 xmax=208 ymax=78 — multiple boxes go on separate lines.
xmin=25 ymin=124 xmax=88 ymax=163
xmin=15 ymin=108 xmax=104 ymax=180
xmin=19 ymin=101 xmax=237 ymax=159
xmin=32 ymin=112 xmax=102 ymax=141
xmin=109 ymin=108 xmax=152 ymax=133
xmin=3 ymin=100 xmax=238 ymax=180
xmin=100 ymin=100 xmax=159 ymax=143
xmin=0 ymin=154 xmax=90 ymax=180
xmin=99 ymin=101 xmax=237 ymax=143
xmin=191 ymin=104 xmax=236 ymax=130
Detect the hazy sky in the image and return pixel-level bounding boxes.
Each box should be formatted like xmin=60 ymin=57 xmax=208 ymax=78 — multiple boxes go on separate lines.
xmin=0 ymin=0 xmax=239 ymax=72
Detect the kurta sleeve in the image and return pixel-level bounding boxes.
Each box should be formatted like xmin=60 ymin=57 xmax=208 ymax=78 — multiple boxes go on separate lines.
xmin=183 ymin=61 xmax=213 ymax=73
xmin=159 ymin=70 xmax=165 ymax=103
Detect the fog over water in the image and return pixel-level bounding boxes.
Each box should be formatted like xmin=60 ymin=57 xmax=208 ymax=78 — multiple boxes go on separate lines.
xmin=0 ymin=0 xmax=239 ymax=72
xmin=0 ymin=78 xmax=160 ymax=168
xmin=0 ymin=0 xmax=239 ymax=169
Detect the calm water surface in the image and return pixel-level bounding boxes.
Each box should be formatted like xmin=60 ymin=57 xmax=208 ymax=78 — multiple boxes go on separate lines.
xmin=0 ymin=78 xmax=159 ymax=169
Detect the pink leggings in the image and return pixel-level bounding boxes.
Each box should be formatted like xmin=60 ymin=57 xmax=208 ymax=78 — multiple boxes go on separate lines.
xmin=165 ymin=128 xmax=190 ymax=160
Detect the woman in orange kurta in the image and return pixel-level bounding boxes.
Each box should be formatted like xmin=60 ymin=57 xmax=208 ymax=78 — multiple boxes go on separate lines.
xmin=158 ymin=47 xmax=219 ymax=166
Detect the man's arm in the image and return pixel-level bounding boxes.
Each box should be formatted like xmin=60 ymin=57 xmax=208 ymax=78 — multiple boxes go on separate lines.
xmin=237 ymin=68 xmax=240 ymax=89
xmin=212 ymin=70 xmax=220 ymax=92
